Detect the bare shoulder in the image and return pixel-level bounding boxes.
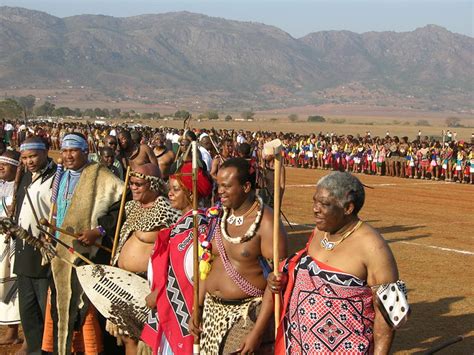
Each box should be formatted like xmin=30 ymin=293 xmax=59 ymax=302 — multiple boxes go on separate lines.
xmin=258 ymin=205 xmax=274 ymax=238
xmin=357 ymin=222 xmax=389 ymax=251
xmin=357 ymin=222 xmax=399 ymax=284
xmin=141 ymin=144 xmax=154 ymax=153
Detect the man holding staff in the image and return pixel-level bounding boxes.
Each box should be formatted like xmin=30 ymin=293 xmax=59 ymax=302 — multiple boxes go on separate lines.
xmin=41 ymin=133 xmax=124 ymax=354
xmin=14 ymin=137 xmax=56 ymax=354
xmin=190 ymin=157 xmax=287 ymax=354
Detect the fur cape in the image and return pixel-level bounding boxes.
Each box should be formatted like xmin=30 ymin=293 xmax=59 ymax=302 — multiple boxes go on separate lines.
xmin=50 ymin=163 xmax=123 ymax=354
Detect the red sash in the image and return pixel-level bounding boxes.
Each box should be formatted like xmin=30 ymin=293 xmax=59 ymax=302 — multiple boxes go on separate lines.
xmin=141 ymin=210 xmax=207 ymax=354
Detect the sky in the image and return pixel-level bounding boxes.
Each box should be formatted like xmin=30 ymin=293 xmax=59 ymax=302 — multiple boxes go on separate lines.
xmin=0 ymin=0 xmax=472 ymax=38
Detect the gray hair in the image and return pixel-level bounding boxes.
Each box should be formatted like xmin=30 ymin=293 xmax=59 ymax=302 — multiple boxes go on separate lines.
xmin=316 ymin=171 xmax=365 ymax=215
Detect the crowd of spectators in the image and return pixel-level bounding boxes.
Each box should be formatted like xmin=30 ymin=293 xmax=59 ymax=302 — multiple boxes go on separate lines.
xmin=1 ymin=119 xmax=473 ymax=184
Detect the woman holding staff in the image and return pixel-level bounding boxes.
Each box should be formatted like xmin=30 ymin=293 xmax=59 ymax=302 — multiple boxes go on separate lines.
xmin=268 ymin=172 xmax=409 ymax=354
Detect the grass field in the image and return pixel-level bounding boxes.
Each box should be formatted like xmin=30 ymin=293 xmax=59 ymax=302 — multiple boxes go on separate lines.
xmin=1 ymin=166 xmax=472 ymax=354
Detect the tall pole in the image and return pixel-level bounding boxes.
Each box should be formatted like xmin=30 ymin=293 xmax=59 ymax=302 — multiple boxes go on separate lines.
xmin=111 ymin=166 xmax=130 ymax=264
xmin=191 ymin=141 xmax=200 ymax=354
xmin=266 ymin=139 xmax=283 ymax=335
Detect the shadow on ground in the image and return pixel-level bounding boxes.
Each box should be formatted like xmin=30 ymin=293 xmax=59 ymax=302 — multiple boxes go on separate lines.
xmin=392 ymin=296 xmax=474 ymax=354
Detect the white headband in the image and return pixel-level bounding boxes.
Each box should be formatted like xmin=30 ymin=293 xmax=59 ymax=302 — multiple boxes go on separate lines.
xmin=0 ymin=156 xmax=20 ymax=167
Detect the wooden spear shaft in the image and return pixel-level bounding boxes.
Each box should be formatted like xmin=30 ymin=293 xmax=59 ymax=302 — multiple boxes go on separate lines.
xmin=111 ymin=166 xmax=131 ymax=264
xmin=191 ymin=141 xmax=200 ymax=355
xmin=39 ymin=218 xmax=112 ymax=253
xmin=273 ymin=144 xmax=282 ymax=335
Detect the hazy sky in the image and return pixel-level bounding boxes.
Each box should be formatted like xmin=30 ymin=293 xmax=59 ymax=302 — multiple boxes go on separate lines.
xmin=1 ymin=0 xmax=472 ymax=37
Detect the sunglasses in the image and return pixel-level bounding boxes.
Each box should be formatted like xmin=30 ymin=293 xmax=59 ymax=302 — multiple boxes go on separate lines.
xmin=128 ymin=180 xmax=149 ymax=188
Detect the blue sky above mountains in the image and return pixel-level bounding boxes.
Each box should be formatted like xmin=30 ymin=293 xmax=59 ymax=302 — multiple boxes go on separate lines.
xmin=1 ymin=0 xmax=472 ymax=37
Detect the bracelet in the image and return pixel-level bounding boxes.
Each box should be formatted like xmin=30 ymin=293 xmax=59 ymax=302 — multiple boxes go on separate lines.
xmin=96 ymin=225 xmax=106 ymax=237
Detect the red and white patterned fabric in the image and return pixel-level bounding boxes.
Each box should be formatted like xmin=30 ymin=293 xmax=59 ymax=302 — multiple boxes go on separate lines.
xmin=276 ymin=248 xmax=375 ymax=355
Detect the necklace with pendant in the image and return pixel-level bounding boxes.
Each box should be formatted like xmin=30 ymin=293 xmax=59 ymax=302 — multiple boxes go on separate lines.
xmin=221 ymin=196 xmax=264 ymax=244
xmin=226 ymin=199 xmax=258 ymax=226
xmin=320 ymin=220 xmax=363 ymax=251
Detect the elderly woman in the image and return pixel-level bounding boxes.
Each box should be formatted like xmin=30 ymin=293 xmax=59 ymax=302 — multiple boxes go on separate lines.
xmin=141 ymin=161 xmax=212 ymax=354
xmin=269 ymin=171 xmax=408 ymax=354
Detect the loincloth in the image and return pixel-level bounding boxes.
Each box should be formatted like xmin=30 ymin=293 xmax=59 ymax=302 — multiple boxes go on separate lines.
xmin=200 ymin=293 xmax=274 ymax=355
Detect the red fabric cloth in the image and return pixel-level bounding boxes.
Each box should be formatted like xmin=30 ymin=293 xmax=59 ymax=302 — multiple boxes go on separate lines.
xmin=141 ymin=209 xmax=207 ymax=354
xmin=276 ymin=238 xmax=375 ymax=355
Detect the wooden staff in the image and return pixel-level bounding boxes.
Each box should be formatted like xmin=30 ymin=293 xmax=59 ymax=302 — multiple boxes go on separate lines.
xmin=264 ymin=139 xmax=283 ymax=335
xmin=111 ymin=166 xmax=131 ymax=264
xmin=24 ymin=187 xmax=94 ymax=266
xmin=39 ymin=218 xmax=112 ymax=253
xmin=208 ymin=135 xmax=224 ymax=163
xmin=38 ymin=225 xmax=94 ymax=266
xmin=191 ymin=141 xmax=200 ymax=355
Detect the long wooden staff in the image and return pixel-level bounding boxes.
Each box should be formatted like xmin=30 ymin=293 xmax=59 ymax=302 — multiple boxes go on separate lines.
xmin=39 ymin=218 xmax=112 ymax=253
xmin=208 ymin=135 xmax=224 ymax=163
xmin=110 ymin=166 xmax=131 ymax=264
xmin=24 ymin=187 xmax=94 ymax=266
xmin=191 ymin=141 xmax=200 ymax=355
xmin=266 ymin=139 xmax=283 ymax=335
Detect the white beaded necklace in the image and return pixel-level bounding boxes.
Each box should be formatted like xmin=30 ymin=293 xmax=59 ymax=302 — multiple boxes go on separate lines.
xmin=221 ymin=195 xmax=264 ymax=244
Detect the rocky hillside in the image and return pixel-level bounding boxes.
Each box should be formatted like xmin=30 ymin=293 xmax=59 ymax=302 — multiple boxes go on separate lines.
xmin=0 ymin=7 xmax=472 ymax=111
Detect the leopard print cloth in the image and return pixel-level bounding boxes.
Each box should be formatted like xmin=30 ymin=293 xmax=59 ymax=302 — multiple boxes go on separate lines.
xmin=200 ymin=293 xmax=274 ymax=354
xmin=112 ymin=196 xmax=180 ymax=265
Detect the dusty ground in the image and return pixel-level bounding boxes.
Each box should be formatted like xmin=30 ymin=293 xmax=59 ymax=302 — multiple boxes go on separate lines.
xmin=1 ymin=167 xmax=473 ymax=354
xmin=282 ymin=168 xmax=474 ymax=354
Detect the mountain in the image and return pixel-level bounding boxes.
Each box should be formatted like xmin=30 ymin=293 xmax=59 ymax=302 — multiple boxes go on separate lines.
xmin=0 ymin=6 xmax=472 ymax=112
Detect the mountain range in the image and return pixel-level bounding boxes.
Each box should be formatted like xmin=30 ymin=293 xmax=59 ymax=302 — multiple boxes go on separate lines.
xmin=0 ymin=6 xmax=472 ymax=112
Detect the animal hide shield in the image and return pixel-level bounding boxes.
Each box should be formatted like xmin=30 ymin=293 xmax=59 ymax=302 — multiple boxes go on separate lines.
xmin=76 ymin=264 xmax=150 ymax=339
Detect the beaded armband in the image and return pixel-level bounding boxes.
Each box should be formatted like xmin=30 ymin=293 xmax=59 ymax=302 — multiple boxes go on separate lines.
xmin=96 ymin=225 xmax=107 ymax=237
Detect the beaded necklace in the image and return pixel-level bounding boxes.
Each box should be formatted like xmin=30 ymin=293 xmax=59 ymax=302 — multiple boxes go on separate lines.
xmin=220 ymin=195 xmax=263 ymax=244
xmin=226 ymin=199 xmax=258 ymax=226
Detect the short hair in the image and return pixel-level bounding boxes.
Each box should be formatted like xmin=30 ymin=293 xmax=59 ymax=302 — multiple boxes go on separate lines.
xmin=131 ymin=130 xmax=141 ymax=144
xmin=100 ymin=147 xmax=115 ymax=157
xmin=221 ymin=157 xmax=256 ymax=190
xmin=119 ymin=130 xmax=132 ymax=140
xmin=237 ymin=143 xmax=252 ymax=158
xmin=316 ymin=171 xmax=365 ymax=215
xmin=2 ymin=150 xmax=20 ymax=162
xmin=185 ymin=130 xmax=197 ymax=142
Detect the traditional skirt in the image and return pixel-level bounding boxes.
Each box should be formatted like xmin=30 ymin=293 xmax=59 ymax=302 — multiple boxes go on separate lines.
xmin=200 ymin=293 xmax=274 ymax=355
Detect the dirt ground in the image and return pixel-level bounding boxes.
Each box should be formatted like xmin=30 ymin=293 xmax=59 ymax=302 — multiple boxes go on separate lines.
xmin=1 ymin=167 xmax=473 ymax=354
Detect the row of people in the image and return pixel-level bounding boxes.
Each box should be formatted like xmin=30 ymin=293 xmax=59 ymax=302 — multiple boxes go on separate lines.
xmin=0 ymin=125 xmax=409 ymax=354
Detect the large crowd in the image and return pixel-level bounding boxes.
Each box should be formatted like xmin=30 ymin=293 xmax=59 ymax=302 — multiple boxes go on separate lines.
xmin=0 ymin=115 xmax=462 ymax=355
xmin=1 ymin=119 xmax=473 ymax=184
